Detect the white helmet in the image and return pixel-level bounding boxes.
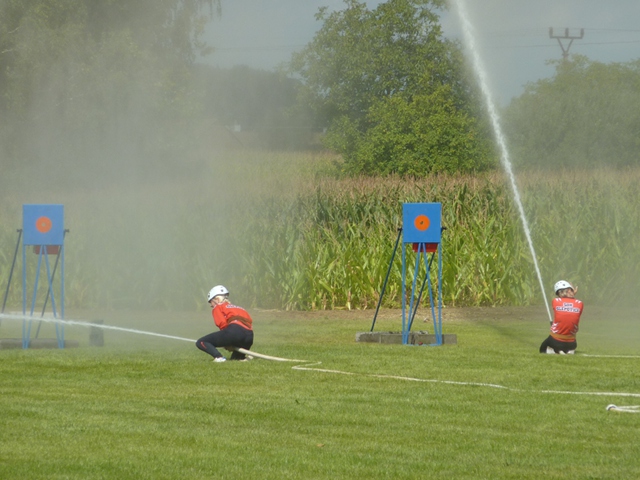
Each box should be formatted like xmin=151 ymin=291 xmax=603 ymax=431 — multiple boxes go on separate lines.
xmin=554 ymin=280 xmax=573 ymax=294
xmin=207 ymin=285 xmax=229 ymax=302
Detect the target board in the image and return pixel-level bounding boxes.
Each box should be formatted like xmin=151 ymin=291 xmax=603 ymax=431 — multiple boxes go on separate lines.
xmin=402 ymin=203 xmax=441 ymax=244
xmin=23 ymin=204 xmax=64 ymax=246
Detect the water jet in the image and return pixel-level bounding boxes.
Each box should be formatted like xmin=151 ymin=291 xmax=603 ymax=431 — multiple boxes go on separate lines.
xmin=452 ymin=0 xmax=552 ymax=322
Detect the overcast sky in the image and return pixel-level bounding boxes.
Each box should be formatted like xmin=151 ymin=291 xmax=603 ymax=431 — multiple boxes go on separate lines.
xmin=203 ymin=0 xmax=640 ymax=105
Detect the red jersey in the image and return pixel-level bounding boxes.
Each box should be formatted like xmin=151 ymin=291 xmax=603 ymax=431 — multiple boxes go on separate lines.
xmin=212 ymin=301 xmax=253 ymax=331
xmin=550 ymin=297 xmax=583 ymax=342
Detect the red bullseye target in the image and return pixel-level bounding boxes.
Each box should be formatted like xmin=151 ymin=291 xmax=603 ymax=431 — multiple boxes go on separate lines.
xmin=414 ymin=214 xmax=430 ymax=231
xmin=35 ymin=216 xmax=52 ymax=233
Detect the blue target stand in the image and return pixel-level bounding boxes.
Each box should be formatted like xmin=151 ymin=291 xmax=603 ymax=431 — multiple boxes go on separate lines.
xmin=21 ymin=204 xmax=66 ymax=349
xmin=358 ymin=202 xmax=456 ymax=346
xmin=401 ymin=203 xmax=443 ymax=345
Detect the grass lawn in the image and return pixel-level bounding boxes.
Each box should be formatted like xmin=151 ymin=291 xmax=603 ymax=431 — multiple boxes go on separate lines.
xmin=1 ymin=306 xmax=639 ymax=479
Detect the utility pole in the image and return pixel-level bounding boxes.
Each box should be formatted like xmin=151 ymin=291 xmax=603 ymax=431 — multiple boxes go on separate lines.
xmin=549 ymin=27 xmax=584 ymax=60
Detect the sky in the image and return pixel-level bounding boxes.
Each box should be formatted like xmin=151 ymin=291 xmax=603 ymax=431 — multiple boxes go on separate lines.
xmin=203 ymin=0 xmax=640 ymax=105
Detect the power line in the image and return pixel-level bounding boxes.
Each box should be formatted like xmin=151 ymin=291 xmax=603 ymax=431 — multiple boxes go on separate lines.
xmin=480 ymin=39 xmax=640 ymax=50
xmin=213 ymin=38 xmax=640 ymax=55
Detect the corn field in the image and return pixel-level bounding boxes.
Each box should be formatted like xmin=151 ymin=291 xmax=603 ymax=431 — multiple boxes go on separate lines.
xmin=1 ymin=152 xmax=639 ymax=311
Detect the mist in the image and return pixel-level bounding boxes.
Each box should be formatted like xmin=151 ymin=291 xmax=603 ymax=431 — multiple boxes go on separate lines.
xmin=4 ymin=1 xmax=386 ymax=338
xmin=0 ymin=0 xmax=314 ymax=340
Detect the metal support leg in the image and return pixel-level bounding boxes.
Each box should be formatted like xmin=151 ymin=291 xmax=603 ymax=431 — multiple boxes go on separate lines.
xmin=370 ymin=228 xmax=402 ymax=332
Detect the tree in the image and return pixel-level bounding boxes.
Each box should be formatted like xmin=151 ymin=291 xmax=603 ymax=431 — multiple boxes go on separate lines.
xmin=0 ymin=0 xmax=218 ymax=181
xmin=194 ymin=65 xmax=315 ymax=150
xmin=503 ymin=55 xmax=640 ymax=169
xmin=290 ymin=0 xmax=494 ymax=175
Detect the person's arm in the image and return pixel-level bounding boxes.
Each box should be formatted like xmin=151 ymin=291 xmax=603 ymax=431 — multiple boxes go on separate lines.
xmin=212 ymin=306 xmax=228 ymax=330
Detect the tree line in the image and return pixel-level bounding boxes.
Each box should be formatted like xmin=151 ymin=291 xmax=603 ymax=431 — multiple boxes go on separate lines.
xmin=0 ymin=0 xmax=219 ymax=185
xmin=1 ymin=0 xmax=639 ymax=181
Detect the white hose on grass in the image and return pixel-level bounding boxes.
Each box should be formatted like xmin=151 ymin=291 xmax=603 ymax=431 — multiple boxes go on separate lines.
xmin=234 ymin=347 xmax=306 ymax=363
xmin=3 ymin=313 xmax=639 ymax=407
xmin=606 ymin=404 xmax=640 ymax=413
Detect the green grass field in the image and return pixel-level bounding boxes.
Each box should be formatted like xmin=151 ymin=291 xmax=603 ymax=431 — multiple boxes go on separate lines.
xmin=1 ymin=307 xmax=639 ymax=479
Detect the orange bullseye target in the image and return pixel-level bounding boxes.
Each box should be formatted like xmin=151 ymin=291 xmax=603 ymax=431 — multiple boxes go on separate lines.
xmin=35 ymin=216 xmax=52 ymax=233
xmin=414 ymin=214 xmax=430 ymax=231
xmin=402 ymin=203 xmax=441 ymax=244
xmin=23 ymin=204 xmax=64 ymax=246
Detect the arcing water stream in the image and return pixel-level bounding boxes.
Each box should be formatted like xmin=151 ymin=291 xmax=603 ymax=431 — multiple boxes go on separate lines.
xmin=0 ymin=313 xmax=195 ymax=343
xmin=451 ymin=0 xmax=552 ymax=323
xmin=0 ymin=313 xmax=303 ymax=361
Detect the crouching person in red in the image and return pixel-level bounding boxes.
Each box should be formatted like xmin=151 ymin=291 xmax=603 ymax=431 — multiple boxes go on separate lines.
xmin=539 ymin=280 xmax=583 ymax=355
xmin=196 ymin=285 xmax=253 ymax=362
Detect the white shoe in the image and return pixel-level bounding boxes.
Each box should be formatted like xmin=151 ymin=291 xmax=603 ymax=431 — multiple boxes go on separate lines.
xmin=213 ymin=357 xmax=227 ymax=363
xmin=546 ymin=347 xmax=556 ymax=354
xmin=567 ymin=350 xmax=575 ymax=355
xmin=559 ymin=351 xmax=566 ymax=355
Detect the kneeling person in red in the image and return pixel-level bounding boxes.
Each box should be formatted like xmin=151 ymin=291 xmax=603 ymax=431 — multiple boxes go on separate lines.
xmin=196 ymin=285 xmax=254 ymax=362
xmin=539 ymin=280 xmax=583 ymax=355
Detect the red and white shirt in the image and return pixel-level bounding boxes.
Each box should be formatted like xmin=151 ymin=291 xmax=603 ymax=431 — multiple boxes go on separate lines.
xmin=550 ymin=297 xmax=583 ymax=342
xmin=212 ymin=301 xmax=253 ymax=331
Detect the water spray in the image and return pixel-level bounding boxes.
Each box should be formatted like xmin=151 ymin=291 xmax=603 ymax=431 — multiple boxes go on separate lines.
xmin=0 ymin=313 xmax=195 ymax=343
xmin=452 ymin=0 xmax=553 ymax=323
xmin=0 ymin=313 xmax=303 ymax=361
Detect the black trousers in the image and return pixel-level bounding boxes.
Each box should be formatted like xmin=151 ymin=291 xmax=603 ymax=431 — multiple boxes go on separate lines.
xmin=539 ymin=335 xmax=577 ymax=354
xmin=196 ymin=324 xmax=254 ymax=360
